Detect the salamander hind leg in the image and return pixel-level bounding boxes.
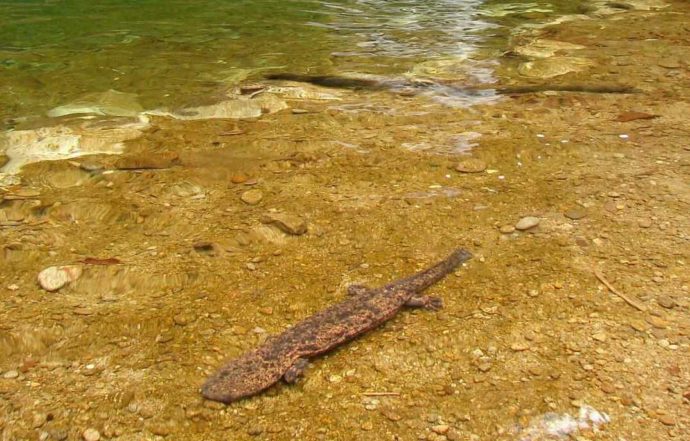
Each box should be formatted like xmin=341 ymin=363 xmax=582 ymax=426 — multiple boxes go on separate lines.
xmin=283 ymin=358 xmax=310 ymax=384
xmin=406 ymin=296 xmax=443 ymax=310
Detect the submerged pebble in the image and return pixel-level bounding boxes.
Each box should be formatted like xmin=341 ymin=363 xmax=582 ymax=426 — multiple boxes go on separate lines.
xmin=564 ymin=209 xmax=587 ymax=220
xmin=82 ymin=428 xmax=100 ymax=441
xmin=241 ymin=189 xmax=263 ymax=205
xmin=515 ymin=216 xmax=540 ymax=231
xmin=455 ymin=158 xmax=487 ymax=173
xmin=2 ymin=370 xmax=19 ymax=379
xmin=37 ymin=265 xmax=82 ymax=292
xmin=260 ymin=213 xmax=308 ymax=235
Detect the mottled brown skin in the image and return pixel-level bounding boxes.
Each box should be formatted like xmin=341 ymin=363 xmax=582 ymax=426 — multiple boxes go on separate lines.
xmin=202 ymin=248 xmax=472 ymax=403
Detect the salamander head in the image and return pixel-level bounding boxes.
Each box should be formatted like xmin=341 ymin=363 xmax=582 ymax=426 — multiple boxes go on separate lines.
xmin=201 ymin=352 xmax=284 ymax=403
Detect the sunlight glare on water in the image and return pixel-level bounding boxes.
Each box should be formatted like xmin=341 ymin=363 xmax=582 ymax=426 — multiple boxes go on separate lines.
xmin=0 ymin=0 xmax=585 ymax=122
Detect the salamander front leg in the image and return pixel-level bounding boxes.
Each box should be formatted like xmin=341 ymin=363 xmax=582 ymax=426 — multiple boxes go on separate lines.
xmin=406 ymin=296 xmax=443 ymax=310
xmin=283 ymin=358 xmax=310 ymax=384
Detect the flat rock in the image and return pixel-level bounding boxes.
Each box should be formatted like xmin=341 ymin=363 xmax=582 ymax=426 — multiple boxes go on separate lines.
xmin=260 ymin=213 xmax=308 ymax=235
xmin=241 ymin=189 xmax=263 ymax=205
xmin=515 ymin=216 xmax=540 ymax=231
xmin=250 ymin=224 xmax=287 ymax=245
xmin=657 ymin=295 xmax=676 ymax=309
xmin=564 ymin=209 xmax=587 ymax=220
xmin=38 ymin=265 xmax=82 ymax=292
xmin=455 ymin=158 xmax=487 ymax=173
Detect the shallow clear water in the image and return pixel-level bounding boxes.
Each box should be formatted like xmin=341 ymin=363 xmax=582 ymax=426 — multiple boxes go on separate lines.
xmin=0 ymin=0 xmax=585 ymax=121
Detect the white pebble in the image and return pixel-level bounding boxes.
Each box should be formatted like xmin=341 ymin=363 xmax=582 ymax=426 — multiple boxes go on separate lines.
xmin=2 ymin=370 xmax=19 ymax=379
xmin=82 ymin=428 xmax=100 ymax=441
xmin=515 ymin=216 xmax=541 ymax=231
xmin=37 ymin=265 xmax=82 ymax=292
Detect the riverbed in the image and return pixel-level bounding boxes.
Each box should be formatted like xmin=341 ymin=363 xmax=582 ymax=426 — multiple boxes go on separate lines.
xmin=1 ymin=1 xmax=689 ymax=440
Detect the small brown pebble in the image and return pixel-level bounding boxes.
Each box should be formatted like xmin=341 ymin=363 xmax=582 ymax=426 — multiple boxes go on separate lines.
xmin=600 ymin=382 xmax=616 ymax=394
xmin=629 ymin=319 xmax=648 ymax=332
xmin=155 ymin=332 xmax=174 ymax=343
xmin=646 ymin=316 xmax=669 ymax=329
xmin=230 ymin=174 xmax=248 ymax=184
xmin=527 ymin=366 xmax=543 ymax=376
xmin=638 ymin=218 xmax=653 ymax=228
xmin=603 ymin=201 xmax=617 ymax=212
xmin=499 ymin=225 xmax=515 ymax=234
xmin=592 ymin=332 xmax=607 ymax=342
xmin=564 ymin=209 xmax=587 ymax=220
xmin=477 ymin=363 xmax=492 ymax=373
xmin=247 ymin=426 xmax=263 ymax=436
xmin=193 ymin=241 xmax=216 ymax=253
xmin=203 ymin=400 xmax=224 ymax=410
xmin=575 ymin=236 xmax=589 ymax=247
xmin=173 ymin=314 xmax=192 ymax=326
xmin=431 ymin=425 xmax=450 ymax=435
xmin=455 ymin=158 xmax=487 ymax=173
xmin=446 ymin=429 xmax=461 ymax=441
xmin=382 ymin=410 xmax=402 ymax=422
xmin=657 ymin=295 xmax=676 ymax=309
xmin=510 ymin=342 xmax=530 ymax=352
xmin=658 ymin=415 xmax=676 ymax=426
xmin=360 ymin=421 xmax=373 ymax=431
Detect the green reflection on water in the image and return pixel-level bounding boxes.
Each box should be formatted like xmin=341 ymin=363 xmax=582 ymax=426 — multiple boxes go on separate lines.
xmin=0 ymin=0 xmax=585 ymax=122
